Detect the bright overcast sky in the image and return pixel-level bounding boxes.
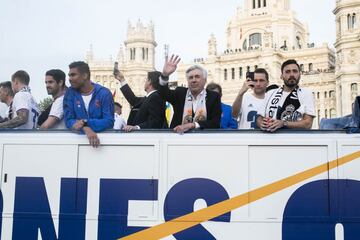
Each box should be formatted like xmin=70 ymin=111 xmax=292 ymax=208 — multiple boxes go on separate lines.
xmin=0 ymin=0 xmax=336 ymax=101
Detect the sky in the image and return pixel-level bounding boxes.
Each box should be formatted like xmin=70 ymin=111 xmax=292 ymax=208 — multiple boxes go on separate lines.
xmin=0 ymin=0 xmax=336 ymax=101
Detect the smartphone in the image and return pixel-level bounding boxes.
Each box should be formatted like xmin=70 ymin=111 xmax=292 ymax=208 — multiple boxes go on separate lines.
xmin=246 ymin=71 xmax=254 ymax=81
xmin=113 ymin=62 xmax=119 ymax=75
xmin=246 ymin=72 xmax=255 ymax=88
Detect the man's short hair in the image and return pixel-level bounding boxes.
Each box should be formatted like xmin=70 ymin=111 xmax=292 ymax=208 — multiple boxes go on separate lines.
xmin=69 ymin=61 xmax=91 ymax=79
xmin=206 ymin=82 xmax=222 ymax=96
xmin=0 ymin=81 xmax=14 ymax=96
xmin=11 ymin=70 xmax=30 ymax=85
xmin=254 ymin=68 xmax=269 ymax=81
xmin=147 ymin=71 xmax=161 ymax=90
xmin=46 ymin=69 xmax=66 ymax=87
xmin=281 ymin=59 xmax=300 ymax=73
xmin=114 ymin=102 xmax=122 ymax=108
xmin=186 ymin=65 xmax=208 ymax=80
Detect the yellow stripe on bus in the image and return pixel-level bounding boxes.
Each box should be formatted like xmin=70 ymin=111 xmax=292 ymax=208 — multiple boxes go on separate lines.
xmin=120 ymin=150 xmax=360 ymax=240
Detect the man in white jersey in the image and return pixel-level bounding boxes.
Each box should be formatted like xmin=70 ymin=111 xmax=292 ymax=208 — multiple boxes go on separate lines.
xmin=38 ymin=69 xmax=67 ymax=129
xmin=232 ymin=69 xmax=269 ymax=129
xmin=0 ymin=71 xmax=39 ymax=129
xmin=0 ymin=81 xmax=14 ymax=122
xmin=113 ymin=102 xmax=126 ymax=130
xmin=256 ymin=59 xmax=315 ymax=132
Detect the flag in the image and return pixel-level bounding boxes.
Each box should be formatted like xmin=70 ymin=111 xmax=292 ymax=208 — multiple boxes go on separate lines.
xmin=165 ymin=102 xmax=173 ymax=127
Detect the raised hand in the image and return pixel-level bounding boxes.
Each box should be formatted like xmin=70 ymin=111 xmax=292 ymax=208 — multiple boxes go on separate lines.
xmin=162 ymin=55 xmax=181 ymax=77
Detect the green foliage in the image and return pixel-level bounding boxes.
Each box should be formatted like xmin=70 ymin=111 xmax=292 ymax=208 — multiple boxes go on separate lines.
xmin=38 ymin=97 xmax=53 ymax=112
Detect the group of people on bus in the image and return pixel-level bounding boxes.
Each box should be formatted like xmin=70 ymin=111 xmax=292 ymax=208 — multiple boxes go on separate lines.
xmin=1 ymin=56 xmax=354 ymax=147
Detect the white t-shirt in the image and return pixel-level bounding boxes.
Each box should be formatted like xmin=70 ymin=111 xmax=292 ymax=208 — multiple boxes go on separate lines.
xmin=12 ymin=91 xmax=39 ymax=129
xmin=113 ymin=113 xmax=126 ymax=130
xmin=238 ymin=92 xmax=265 ymax=129
xmin=259 ymin=87 xmax=316 ymax=119
xmin=49 ymin=95 xmax=65 ymax=129
xmin=0 ymin=102 xmax=7 ymax=119
xmin=81 ymin=93 xmax=93 ymax=113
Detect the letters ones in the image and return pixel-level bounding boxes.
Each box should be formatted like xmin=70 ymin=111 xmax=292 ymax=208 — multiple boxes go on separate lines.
xmin=0 ymin=177 xmax=358 ymax=239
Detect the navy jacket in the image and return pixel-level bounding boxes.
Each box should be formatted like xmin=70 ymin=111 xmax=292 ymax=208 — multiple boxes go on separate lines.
xmin=64 ymin=83 xmax=114 ymax=132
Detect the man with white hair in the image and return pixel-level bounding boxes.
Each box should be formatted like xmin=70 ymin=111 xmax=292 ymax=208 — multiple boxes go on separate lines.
xmin=158 ymin=55 xmax=221 ymax=133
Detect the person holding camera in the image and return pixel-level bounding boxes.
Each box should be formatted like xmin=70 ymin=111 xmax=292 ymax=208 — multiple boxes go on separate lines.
xmin=232 ymin=68 xmax=269 ymax=129
xmin=114 ymin=65 xmax=166 ymax=132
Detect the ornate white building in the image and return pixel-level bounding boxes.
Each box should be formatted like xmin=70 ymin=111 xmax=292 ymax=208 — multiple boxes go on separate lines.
xmin=86 ymin=20 xmax=157 ymax=119
xmin=88 ymin=0 xmax=360 ymax=128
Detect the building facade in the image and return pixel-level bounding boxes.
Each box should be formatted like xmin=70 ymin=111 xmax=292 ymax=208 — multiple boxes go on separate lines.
xmin=86 ymin=20 xmax=157 ymax=120
xmin=88 ymin=0 xmax=360 ymax=128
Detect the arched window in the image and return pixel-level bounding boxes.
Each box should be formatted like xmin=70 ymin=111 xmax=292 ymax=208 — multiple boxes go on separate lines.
xmin=329 ymin=90 xmax=335 ymax=98
xmin=352 ymin=13 xmax=357 ymax=29
xmin=243 ymin=39 xmax=248 ymax=50
xmin=254 ymin=65 xmax=258 ymax=70
xmin=325 ymin=109 xmax=328 ymax=119
xmin=317 ymin=92 xmax=320 ymax=99
xmin=253 ymin=0 xmax=256 ymax=9
xmin=142 ymin=48 xmax=145 ymax=60
xmin=146 ymin=48 xmax=149 ymax=60
xmin=239 ymin=67 xmax=243 ymax=78
xmin=351 ymin=83 xmax=358 ymax=92
xmin=224 ymin=69 xmax=228 ymax=80
xmin=263 ymin=0 xmax=266 ymax=7
xmin=249 ymin=33 xmax=262 ymax=47
xmin=258 ymin=0 xmax=261 ymax=8
xmin=309 ymin=63 xmax=313 ymax=72
xmin=130 ymin=48 xmax=136 ymax=60
xmin=324 ymin=92 xmax=327 ymax=98
xmin=300 ymin=64 xmax=304 ymax=72
xmin=330 ymin=109 xmax=336 ymax=119
xmin=247 ymin=66 xmax=251 ymax=72
xmin=347 ymin=13 xmax=356 ymax=29
xmin=231 ymin=68 xmax=235 ymax=80
xmin=296 ymin=36 xmax=302 ymax=49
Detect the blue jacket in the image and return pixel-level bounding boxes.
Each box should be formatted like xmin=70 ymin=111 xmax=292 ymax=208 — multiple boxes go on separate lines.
xmin=64 ymin=83 xmax=114 ymax=132
xmin=221 ymin=103 xmax=238 ymax=129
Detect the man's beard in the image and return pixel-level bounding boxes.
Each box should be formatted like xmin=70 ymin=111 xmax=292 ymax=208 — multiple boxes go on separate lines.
xmin=284 ymin=78 xmax=299 ymax=88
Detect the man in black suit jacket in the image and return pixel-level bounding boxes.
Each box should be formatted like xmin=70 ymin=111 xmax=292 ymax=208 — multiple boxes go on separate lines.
xmin=158 ymin=55 xmax=221 ymax=133
xmin=114 ymin=70 xmax=166 ymax=132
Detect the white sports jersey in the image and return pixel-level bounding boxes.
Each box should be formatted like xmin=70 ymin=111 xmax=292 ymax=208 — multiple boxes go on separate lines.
xmin=0 ymin=102 xmax=7 ymax=119
xmin=12 ymin=90 xmax=39 ymax=129
xmin=113 ymin=113 xmax=126 ymax=130
xmin=238 ymin=92 xmax=265 ymax=129
xmin=49 ymin=95 xmax=65 ymax=129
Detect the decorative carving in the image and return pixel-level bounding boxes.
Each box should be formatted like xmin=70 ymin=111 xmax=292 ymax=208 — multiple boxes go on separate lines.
xmin=263 ymin=32 xmax=273 ymax=48
xmin=348 ymin=50 xmax=357 ymax=64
